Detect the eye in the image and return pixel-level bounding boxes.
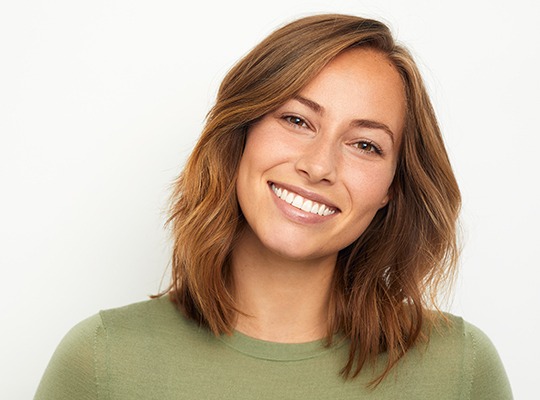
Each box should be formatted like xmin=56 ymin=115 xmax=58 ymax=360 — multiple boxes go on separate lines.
xmin=352 ymin=140 xmax=383 ymax=155
xmin=282 ymin=115 xmax=309 ymax=129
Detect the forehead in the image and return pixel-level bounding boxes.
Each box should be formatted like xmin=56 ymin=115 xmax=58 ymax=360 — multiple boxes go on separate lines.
xmin=297 ymin=48 xmax=407 ymax=140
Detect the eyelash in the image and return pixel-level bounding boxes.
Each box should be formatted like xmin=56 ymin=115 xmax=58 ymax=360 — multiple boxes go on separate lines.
xmin=352 ymin=140 xmax=383 ymax=155
xmin=282 ymin=115 xmax=310 ymax=129
xmin=281 ymin=114 xmax=383 ymax=155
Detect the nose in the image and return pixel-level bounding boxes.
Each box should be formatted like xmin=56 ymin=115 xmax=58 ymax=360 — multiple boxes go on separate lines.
xmin=294 ymin=136 xmax=338 ymax=184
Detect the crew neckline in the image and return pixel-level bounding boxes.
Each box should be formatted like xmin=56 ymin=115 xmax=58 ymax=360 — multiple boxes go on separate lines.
xmin=219 ymin=330 xmax=347 ymax=361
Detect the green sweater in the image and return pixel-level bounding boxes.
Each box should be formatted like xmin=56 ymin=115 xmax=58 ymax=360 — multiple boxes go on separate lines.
xmin=34 ymin=296 xmax=512 ymax=399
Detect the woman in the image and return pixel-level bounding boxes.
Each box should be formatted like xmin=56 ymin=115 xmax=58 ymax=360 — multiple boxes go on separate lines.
xmin=35 ymin=14 xmax=512 ymax=399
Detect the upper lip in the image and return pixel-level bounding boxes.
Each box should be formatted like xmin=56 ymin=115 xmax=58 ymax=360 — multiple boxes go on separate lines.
xmin=268 ymin=181 xmax=340 ymax=211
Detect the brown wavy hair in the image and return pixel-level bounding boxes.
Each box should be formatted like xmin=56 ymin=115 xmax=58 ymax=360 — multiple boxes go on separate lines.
xmin=164 ymin=14 xmax=461 ymax=385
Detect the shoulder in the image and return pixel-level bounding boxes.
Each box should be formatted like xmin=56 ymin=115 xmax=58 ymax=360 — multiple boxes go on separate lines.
xmin=428 ymin=313 xmax=507 ymax=370
xmin=458 ymin=317 xmax=513 ymax=399
xmin=419 ymin=313 xmax=513 ymax=400
xmin=34 ymin=313 xmax=103 ymax=399
xmin=390 ymin=313 xmax=512 ymax=399
xmin=98 ymin=295 xmax=188 ymax=331
xmin=91 ymin=295 xmax=217 ymax=363
xmin=427 ymin=313 xmax=491 ymax=351
xmin=35 ymin=296 xmax=206 ymax=400
xmin=41 ymin=296 xmax=185 ymax=353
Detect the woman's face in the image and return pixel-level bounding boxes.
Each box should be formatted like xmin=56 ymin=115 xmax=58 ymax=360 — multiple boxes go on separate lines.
xmin=236 ymin=48 xmax=406 ymax=263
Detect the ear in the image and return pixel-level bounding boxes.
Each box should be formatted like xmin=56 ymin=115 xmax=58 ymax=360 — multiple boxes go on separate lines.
xmin=380 ymin=177 xmax=398 ymax=208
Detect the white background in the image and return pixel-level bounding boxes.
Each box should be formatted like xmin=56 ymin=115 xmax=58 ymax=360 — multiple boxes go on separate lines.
xmin=1 ymin=0 xmax=538 ymax=398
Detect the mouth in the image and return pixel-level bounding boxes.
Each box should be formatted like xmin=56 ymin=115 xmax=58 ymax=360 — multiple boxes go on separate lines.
xmin=270 ymin=183 xmax=338 ymax=216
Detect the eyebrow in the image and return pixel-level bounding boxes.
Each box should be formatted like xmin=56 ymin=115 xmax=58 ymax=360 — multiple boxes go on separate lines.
xmin=293 ymin=95 xmax=324 ymax=115
xmin=292 ymin=95 xmax=395 ymax=143
xmin=350 ymin=120 xmax=395 ymax=143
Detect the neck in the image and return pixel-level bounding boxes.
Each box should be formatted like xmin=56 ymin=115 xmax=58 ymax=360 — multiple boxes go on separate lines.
xmin=231 ymin=230 xmax=336 ymax=343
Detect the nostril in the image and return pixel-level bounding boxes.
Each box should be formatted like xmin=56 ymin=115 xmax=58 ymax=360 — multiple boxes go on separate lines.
xmin=295 ymin=157 xmax=336 ymax=184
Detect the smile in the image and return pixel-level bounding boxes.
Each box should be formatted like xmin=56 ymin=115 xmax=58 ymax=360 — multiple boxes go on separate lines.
xmin=270 ymin=183 xmax=337 ymax=216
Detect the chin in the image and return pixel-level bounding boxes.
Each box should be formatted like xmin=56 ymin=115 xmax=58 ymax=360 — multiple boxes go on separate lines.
xmin=264 ymin=239 xmax=338 ymax=264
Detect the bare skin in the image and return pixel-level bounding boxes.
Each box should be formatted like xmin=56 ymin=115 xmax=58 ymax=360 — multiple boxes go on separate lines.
xmin=231 ymin=227 xmax=335 ymax=343
xmin=232 ymin=48 xmax=405 ymax=343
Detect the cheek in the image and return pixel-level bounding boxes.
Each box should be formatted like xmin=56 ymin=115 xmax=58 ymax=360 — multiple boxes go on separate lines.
xmin=240 ymin=124 xmax=298 ymax=177
xmin=236 ymin=154 xmax=256 ymax=209
xmin=347 ymin=166 xmax=396 ymax=205
xmin=235 ymin=130 xmax=281 ymax=212
xmin=237 ymin=132 xmax=265 ymax=184
xmin=241 ymin=128 xmax=272 ymax=169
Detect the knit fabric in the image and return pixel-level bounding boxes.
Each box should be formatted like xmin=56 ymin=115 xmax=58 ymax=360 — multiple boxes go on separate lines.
xmin=34 ymin=296 xmax=512 ymax=399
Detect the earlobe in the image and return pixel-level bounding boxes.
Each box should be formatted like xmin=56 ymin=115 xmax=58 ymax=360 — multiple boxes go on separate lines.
xmin=381 ymin=181 xmax=397 ymax=208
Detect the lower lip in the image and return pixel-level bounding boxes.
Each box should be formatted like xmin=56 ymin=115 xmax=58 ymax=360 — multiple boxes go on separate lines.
xmin=268 ymin=184 xmax=338 ymax=224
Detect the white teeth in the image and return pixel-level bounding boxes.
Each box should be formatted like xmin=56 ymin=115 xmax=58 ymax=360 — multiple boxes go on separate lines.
xmin=301 ymin=200 xmax=312 ymax=212
xmin=292 ymin=195 xmax=303 ymax=208
xmin=270 ymin=183 xmax=336 ymax=216
xmin=285 ymin=192 xmax=295 ymax=204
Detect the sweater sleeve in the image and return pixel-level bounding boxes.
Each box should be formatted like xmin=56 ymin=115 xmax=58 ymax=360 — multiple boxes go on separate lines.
xmin=464 ymin=322 xmax=513 ymax=400
xmin=34 ymin=314 xmax=104 ymax=400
